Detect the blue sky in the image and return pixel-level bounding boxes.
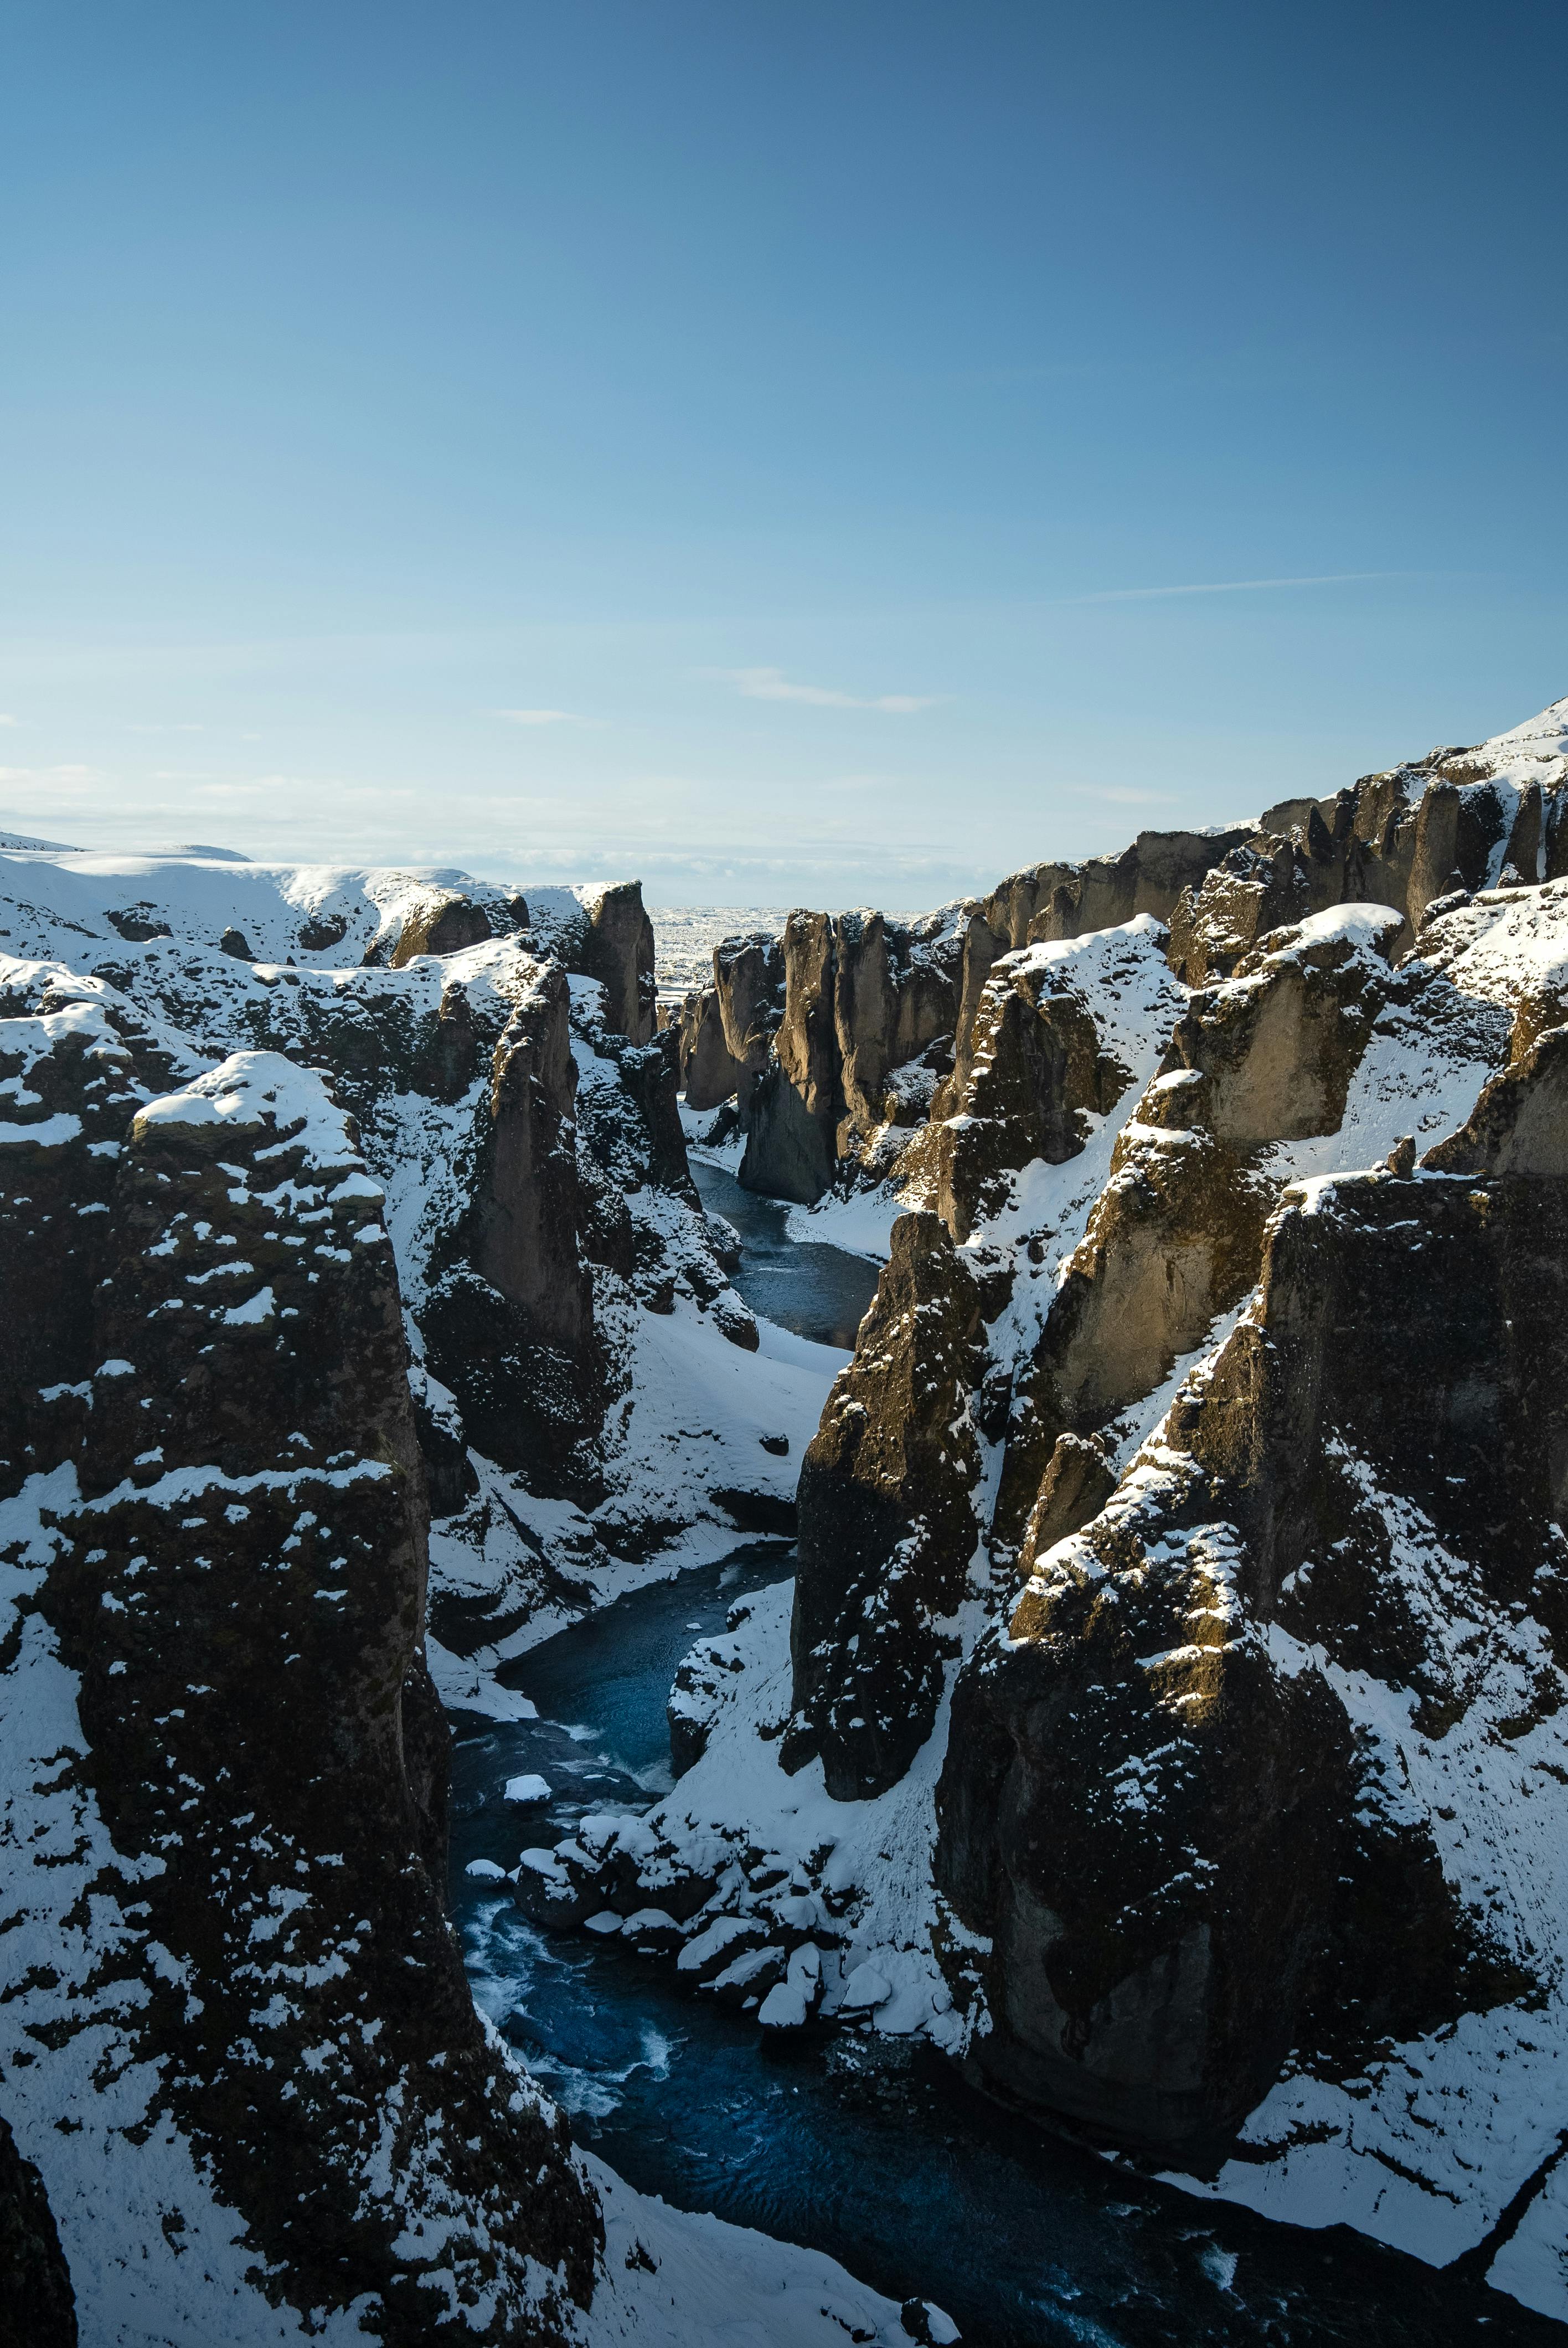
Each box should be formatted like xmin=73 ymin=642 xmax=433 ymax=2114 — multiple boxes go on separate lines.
xmin=1 ymin=1 xmax=1563 ymax=905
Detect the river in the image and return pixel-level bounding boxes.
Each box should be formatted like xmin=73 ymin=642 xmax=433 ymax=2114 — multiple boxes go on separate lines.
xmin=450 ymin=1163 xmax=1552 ymax=2345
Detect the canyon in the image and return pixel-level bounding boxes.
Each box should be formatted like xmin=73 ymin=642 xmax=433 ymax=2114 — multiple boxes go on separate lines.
xmin=4 ymin=696 xmax=1568 ymax=2342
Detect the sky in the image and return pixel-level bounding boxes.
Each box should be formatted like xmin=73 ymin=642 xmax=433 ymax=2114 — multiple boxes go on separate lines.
xmin=1 ymin=1 xmax=1564 ymax=908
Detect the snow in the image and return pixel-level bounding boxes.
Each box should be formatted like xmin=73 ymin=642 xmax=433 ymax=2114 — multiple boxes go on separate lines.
xmin=0 ymin=1469 xmax=381 ymax=2348
xmin=13 ymin=755 xmax=1568 ymax=2329
xmin=578 ymin=2152 xmax=926 ymax=2346
xmin=0 ymin=1109 xmax=82 ymax=1147
xmin=1462 ymin=694 xmax=1568 ymax=783
xmin=785 ymin=1187 xmax=902 ymax=1261
xmin=134 ymin=1049 xmax=367 ymax=1176
xmin=503 ymin=1774 xmax=554 ymax=1805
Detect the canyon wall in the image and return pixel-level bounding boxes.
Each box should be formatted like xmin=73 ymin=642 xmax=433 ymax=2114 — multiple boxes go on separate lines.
xmin=0 ymin=858 xmax=804 ymax=2337
xmin=550 ymin=699 xmax=1568 ymax=2323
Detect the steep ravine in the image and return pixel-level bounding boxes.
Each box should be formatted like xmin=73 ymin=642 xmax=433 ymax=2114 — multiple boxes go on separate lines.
xmin=453 ymin=1199 xmax=1562 ymax=2348
xmin=8 ymin=700 xmax=1568 ymax=2337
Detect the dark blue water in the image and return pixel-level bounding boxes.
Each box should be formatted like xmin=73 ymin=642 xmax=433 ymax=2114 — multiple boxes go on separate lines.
xmin=691 ymin=1154 xmax=882 ymax=1349
xmin=450 ymin=1184 xmax=1554 ymax=2345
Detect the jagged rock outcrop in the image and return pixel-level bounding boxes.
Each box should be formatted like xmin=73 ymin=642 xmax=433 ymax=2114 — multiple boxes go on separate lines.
xmin=937 ymin=1159 xmax=1567 ymax=2153
xmin=572 ymin=879 xmax=657 ymax=1044
xmin=388 ymin=888 xmax=500 ymax=967
xmin=1172 ymin=702 xmax=1568 ymax=985
xmin=1423 ymin=1019 xmax=1568 ymax=1177
xmin=922 ymin=940 xmax=1134 ymax=1240
xmin=674 ymin=982 xmax=744 ymax=1110
xmin=981 ymin=827 xmax=1254 ymax=950
xmin=993 ymin=905 xmax=1403 ymax=1545
xmin=787 ymin=1212 xmax=986 ymax=1799
xmin=714 ymin=928 xmax=786 ymax=1084
xmin=530 ymin=881 xmax=656 ymax=1044
xmin=741 ymin=912 xmax=842 ymax=1202
xmin=738 ymin=910 xmax=961 ymax=1202
xmin=422 ymin=961 xmax=605 ymax=1491
xmin=0 ymin=976 xmax=185 ymax=1495
xmin=1 ymin=1042 xmax=600 ymax=2341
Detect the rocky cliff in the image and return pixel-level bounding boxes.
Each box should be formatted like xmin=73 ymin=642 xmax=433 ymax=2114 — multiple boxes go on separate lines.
xmin=553 ymin=697 xmax=1568 ymax=2329
xmin=0 ymin=1010 xmax=600 ymax=2341
xmin=0 ymin=851 xmax=863 ymax=2340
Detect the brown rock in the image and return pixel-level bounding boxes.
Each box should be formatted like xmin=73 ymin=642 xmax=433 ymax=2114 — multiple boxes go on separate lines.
xmin=938 ymin=1166 xmax=1568 ymax=2154
xmin=389 ymin=891 xmax=494 ymax=967
xmin=790 ymin=1212 xmax=984 ymax=1798
xmin=575 ymin=880 xmax=656 ymax=1043
xmin=712 ymin=929 xmax=786 ymax=1089
xmin=994 ymin=912 xmax=1393 ymax=1544
xmin=1423 ymin=1020 xmax=1568 ymax=1177
xmin=740 ymin=912 xmax=842 ymax=1203
xmin=1016 ymin=1433 xmax=1118 ymax=1575
xmin=677 ymin=985 xmax=744 ymax=1110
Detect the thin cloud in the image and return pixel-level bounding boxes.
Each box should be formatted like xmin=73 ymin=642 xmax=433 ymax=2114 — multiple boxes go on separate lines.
xmin=1070 ymin=784 xmax=1176 ymax=806
xmin=0 ymin=762 xmax=100 ymax=785
xmin=0 ymin=714 xmax=16 ymax=727
xmin=713 ymin=666 xmax=937 ymax=713
xmin=127 ymin=722 xmax=204 ymax=734
xmin=1067 ymin=570 xmax=1405 ymax=605
xmin=496 ymin=707 xmax=582 ymax=727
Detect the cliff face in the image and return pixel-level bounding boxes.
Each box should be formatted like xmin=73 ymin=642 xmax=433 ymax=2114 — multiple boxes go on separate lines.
xmin=528 ymin=879 xmax=657 ymax=1044
xmin=790 ymin=1212 xmax=986 ymax=1798
xmin=679 ymin=701 xmax=1568 ymax=1226
xmin=0 ymin=1025 xmax=599 ymax=2341
xmin=0 ymin=852 xmax=824 ymax=2336
xmin=733 ymin=910 xmax=961 ymax=1203
xmin=566 ymin=701 xmax=1568 ymax=2326
xmin=939 ymin=1161 xmax=1568 ymax=2152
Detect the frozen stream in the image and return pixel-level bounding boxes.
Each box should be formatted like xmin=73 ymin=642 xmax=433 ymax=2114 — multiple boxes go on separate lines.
xmin=450 ymin=1175 xmax=1550 ymax=2345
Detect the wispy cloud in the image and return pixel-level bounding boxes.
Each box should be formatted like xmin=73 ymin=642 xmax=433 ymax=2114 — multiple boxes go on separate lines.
xmin=1067 ymin=571 xmax=1402 ymax=605
xmin=127 ymin=722 xmax=204 ymax=735
xmin=496 ymin=707 xmax=583 ymax=727
xmin=0 ymin=714 xmax=16 ymax=727
xmin=0 ymin=762 xmax=100 ymax=785
xmin=712 ymin=666 xmax=937 ymax=713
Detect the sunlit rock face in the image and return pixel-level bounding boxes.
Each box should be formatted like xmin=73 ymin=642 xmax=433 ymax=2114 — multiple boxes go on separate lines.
xmin=937 ymin=1163 xmax=1568 ymax=2151
xmin=736 ymin=908 xmax=961 ymax=1203
xmin=788 ymin=1210 xmax=987 ymax=1800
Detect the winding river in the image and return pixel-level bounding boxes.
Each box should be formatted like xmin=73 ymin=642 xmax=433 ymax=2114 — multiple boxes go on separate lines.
xmin=451 ymin=1165 xmax=1550 ymax=2345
